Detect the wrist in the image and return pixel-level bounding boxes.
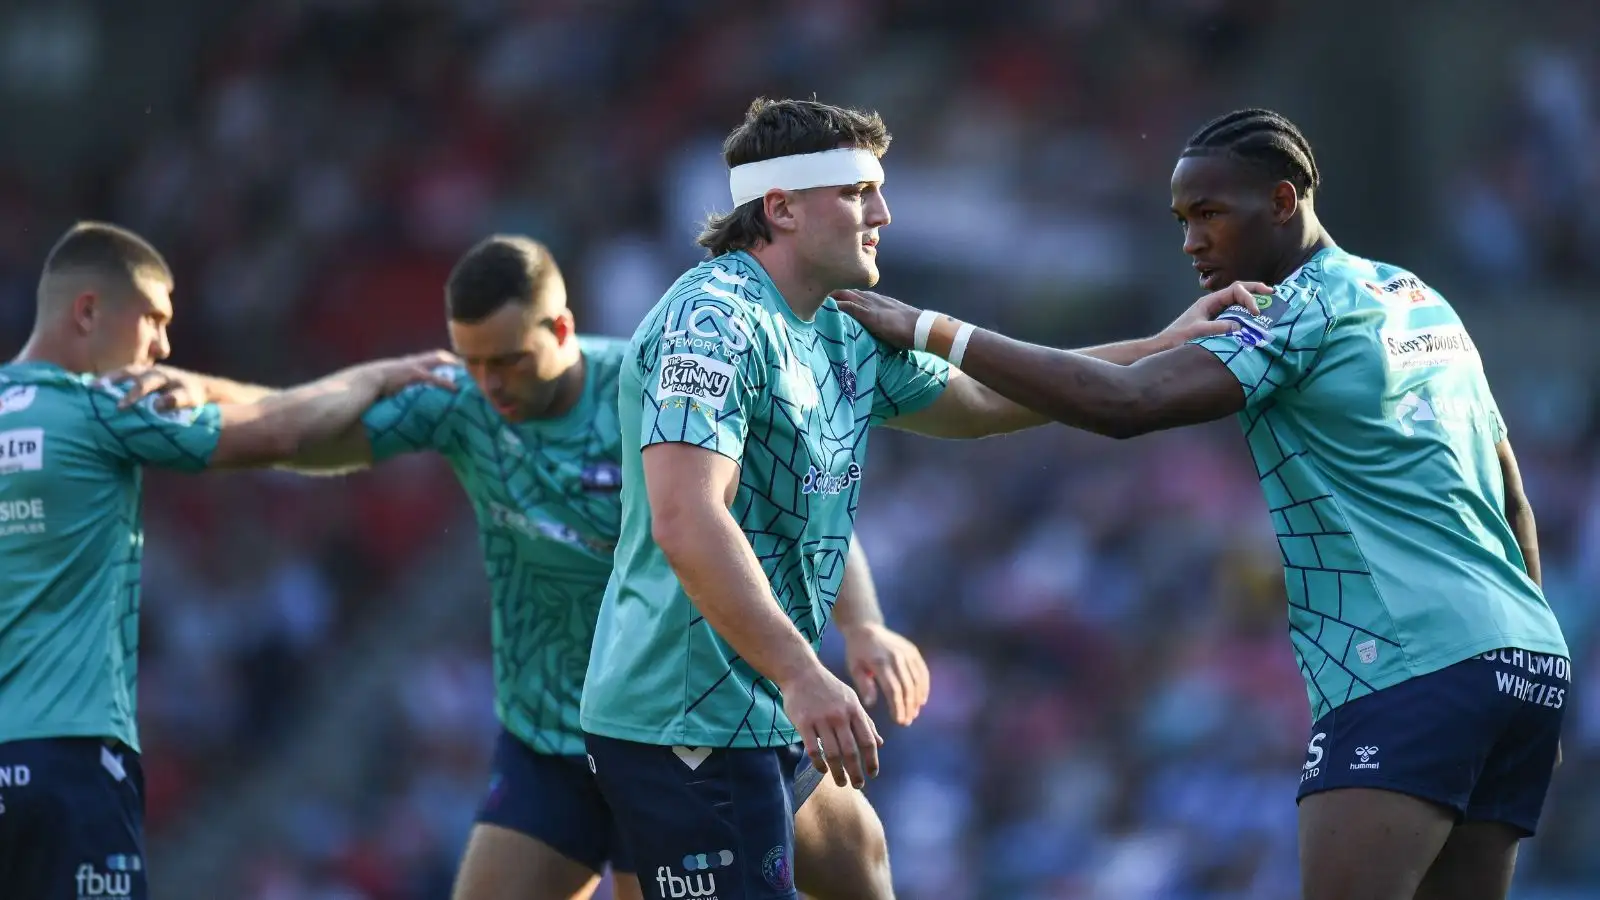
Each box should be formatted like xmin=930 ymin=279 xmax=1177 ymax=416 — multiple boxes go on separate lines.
xmin=835 ymin=620 xmax=884 ymax=641
xmin=772 ymin=653 xmax=831 ymax=694
xmin=913 ymin=309 xmax=977 ymax=367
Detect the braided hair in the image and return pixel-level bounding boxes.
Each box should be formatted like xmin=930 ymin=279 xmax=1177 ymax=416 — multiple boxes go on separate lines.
xmin=1180 ymin=109 xmax=1321 ymax=197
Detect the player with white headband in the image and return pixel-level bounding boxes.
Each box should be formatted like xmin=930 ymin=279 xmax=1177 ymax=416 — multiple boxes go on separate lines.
xmin=579 ymin=96 xmax=1260 ymax=900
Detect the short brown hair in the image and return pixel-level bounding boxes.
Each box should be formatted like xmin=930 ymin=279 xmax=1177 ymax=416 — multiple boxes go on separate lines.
xmin=42 ymin=221 xmax=172 ymax=287
xmin=697 ymin=98 xmax=892 ymax=258
xmin=445 ymin=234 xmax=562 ymax=323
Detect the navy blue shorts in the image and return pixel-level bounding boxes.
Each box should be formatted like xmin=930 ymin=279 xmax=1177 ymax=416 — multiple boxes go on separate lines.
xmin=1296 ymin=647 xmax=1569 ymax=835
xmin=474 ymin=729 xmax=631 ymax=873
xmin=585 ymin=735 xmax=818 ymax=900
xmin=0 ymin=737 xmax=147 ymax=899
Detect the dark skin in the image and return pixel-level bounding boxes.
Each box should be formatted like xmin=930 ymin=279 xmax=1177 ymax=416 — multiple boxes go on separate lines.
xmin=836 ymin=151 xmax=1547 ymax=900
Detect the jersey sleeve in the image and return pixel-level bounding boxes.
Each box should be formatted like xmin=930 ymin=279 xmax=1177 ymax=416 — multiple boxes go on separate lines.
xmin=640 ymin=293 xmax=767 ymax=465
xmin=869 ymin=343 xmax=950 ymax=424
xmin=86 ymin=382 xmax=223 ymax=471
xmin=362 ymin=370 xmax=465 ymax=462
xmin=1188 ymin=282 xmax=1338 ymax=410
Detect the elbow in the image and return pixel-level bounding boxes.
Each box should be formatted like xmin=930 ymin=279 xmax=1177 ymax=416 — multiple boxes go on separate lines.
xmin=650 ymin=499 xmax=703 ymax=567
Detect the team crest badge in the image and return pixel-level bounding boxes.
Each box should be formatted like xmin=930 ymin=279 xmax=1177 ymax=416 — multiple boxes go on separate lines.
xmin=761 ymin=845 xmax=792 ymax=891
xmin=832 ymin=361 xmax=858 ymax=401
xmin=580 ymin=461 xmax=622 ymax=491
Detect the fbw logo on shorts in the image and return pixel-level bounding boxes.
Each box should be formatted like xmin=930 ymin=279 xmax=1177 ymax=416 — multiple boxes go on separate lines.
xmin=655 ymin=850 xmax=731 ymax=898
xmin=76 ymin=855 xmax=141 ymax=898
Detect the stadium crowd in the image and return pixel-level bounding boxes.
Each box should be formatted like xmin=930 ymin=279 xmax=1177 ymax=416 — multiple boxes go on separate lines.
xmin=0 ymin=0 xmax=1597 ymax=897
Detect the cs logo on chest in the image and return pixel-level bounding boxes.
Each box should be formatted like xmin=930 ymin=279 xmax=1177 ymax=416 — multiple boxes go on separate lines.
xmin=581 ymin=461 xmax=622 ymax=492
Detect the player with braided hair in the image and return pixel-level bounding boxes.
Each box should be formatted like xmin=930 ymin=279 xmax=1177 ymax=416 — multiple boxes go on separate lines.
xmin=835 ymin=108 xmax=1567 ymax=900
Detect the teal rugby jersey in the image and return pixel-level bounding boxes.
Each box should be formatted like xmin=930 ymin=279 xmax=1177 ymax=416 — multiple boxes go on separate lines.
xmin=0 ymin=362 xmax=222 ymax=752
xmin=581 ymin=251 xmax=949 ymax=748
xmin=362 ymin=337 xmax=625 ymax=755
xmin=1192 ymin=247 xmax=1567 ymax=720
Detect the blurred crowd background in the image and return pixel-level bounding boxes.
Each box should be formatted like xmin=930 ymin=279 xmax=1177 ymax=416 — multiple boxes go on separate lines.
xmin=2 ymin=0 xmax=1599 ymax=898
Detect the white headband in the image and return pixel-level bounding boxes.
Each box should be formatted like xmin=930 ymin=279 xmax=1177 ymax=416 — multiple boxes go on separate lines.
xmin=728 ymin=148 xmax=885 ymax=208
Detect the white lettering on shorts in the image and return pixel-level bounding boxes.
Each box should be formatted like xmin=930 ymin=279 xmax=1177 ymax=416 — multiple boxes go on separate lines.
xmin=1480 ymin=649 xmax=1568 ymax=709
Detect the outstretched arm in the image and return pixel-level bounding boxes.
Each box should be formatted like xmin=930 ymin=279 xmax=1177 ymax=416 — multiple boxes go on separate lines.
xmin=90 ymin=352 xmax=455 ymax=473
xmin=854 ymin=283 xmax=1267 ymax=440
xmin=103 ymin=355 xmax=460 ymax=474
xmin=209 ymin=353 xmax=454 ymax=468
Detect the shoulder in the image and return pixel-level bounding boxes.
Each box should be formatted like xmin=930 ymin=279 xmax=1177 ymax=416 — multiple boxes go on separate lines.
xmin=635 ymin=256 xmax=774 ymax=366
xmin=1297 ymin=249 xmax=1446 ymax=318
xmin=373 ymin=363 xmax=480 ymax=425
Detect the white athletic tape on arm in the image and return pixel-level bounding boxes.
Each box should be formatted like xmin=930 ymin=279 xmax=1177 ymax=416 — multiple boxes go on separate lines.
xmin=729 ymin=148 xmax=886 ymax=208
xmin=913 ymin=309 xmax=940 ymax=353
xmin=948 ymin=322 xmax=977 ymax=368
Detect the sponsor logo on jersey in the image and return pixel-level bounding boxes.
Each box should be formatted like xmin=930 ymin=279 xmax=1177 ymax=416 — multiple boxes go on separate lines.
xmin=658 ymin=354 xmax=735 ymax=411
xmin=0 ymin=428 xmax=43 ymax=474
xmin=663 ymin=292 xmax=754 ymax=360
xmin=0 ymin=498 xmax=46 ymax=536
xmin=1394 ymin=389 xmax=1490 ymax=437
xmin=800 ymin=462 xmax=862 ymax=496
xmin=1380 ymin=324 xmax=1479 ymax=371
xmin=1362 ymin=273 xmax=1440 ymax=308
xmin=0 ymin=385 xmax=37 ymax=416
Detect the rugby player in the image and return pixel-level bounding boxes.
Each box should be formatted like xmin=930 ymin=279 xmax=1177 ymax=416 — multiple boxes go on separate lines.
xmin=579 ymin=97 xmax=1264 ymax=900
xmin=0 ymin=221 xmax=448 ymax=900
xmin=834 ymin=108 xmax=1568 ymax=900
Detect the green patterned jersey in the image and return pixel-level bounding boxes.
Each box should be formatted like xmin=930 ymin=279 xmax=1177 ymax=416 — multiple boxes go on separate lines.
xmin=580 ymin=251 xmax=950 ymax=748
xmin=362 ymin=337 xmax=625 ymax=755
xmin=1191 ymin=247 xmax=1567 ymax=720
xmin=0 ymin=361 xmax=222 ymax=752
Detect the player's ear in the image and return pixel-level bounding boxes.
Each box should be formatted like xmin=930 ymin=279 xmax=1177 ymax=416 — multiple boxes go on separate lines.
xmin=551 ymin=309 xmax=575 ymax=344
xmin=764 ymin=189 xmax=799 ymax=234
xmin=71 ymin=291 xmax=99 ymax=335
xmin=1271 ymin=181 xmax=1299 ymax=225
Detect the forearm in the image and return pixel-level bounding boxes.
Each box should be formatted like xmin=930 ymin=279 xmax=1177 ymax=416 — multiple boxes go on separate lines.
xmin=166 ymin=368 xmax=278 ymax=404
xmin=273 ymin=422 xmax=375 ymax=476
xmin=218 ymin=364 xmax=387 ymax=466
xmin=953 ymin=329 xmax=1148 ymax=438
xmin=832 ymin=540 xmax=885 ymax=632
xmin=1076 ymin=336 xmax=1164 ymax=366
xmin=659 ymin=507 xmax=824 ymax=688
xmin=1507 ymin=501 xmax=1542 ymax=586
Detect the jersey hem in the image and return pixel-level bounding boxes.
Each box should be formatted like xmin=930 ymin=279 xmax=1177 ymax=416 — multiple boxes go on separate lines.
xmin=0 ymin=722 xmax=138 ymax=753
xmin=578 ymin=712 xmax=797 ymax=749
xmin=1314 ymin=632 xmax=1571 ymax=717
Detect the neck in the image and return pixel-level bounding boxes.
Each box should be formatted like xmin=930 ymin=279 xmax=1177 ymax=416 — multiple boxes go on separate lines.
xmin=1271 ymin=212 xmax=1336 ymax=285
xmin=747 ymin=244 xmax=828 ymax=322
xmin=13 ymin=330 xmax=91 ymax=374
